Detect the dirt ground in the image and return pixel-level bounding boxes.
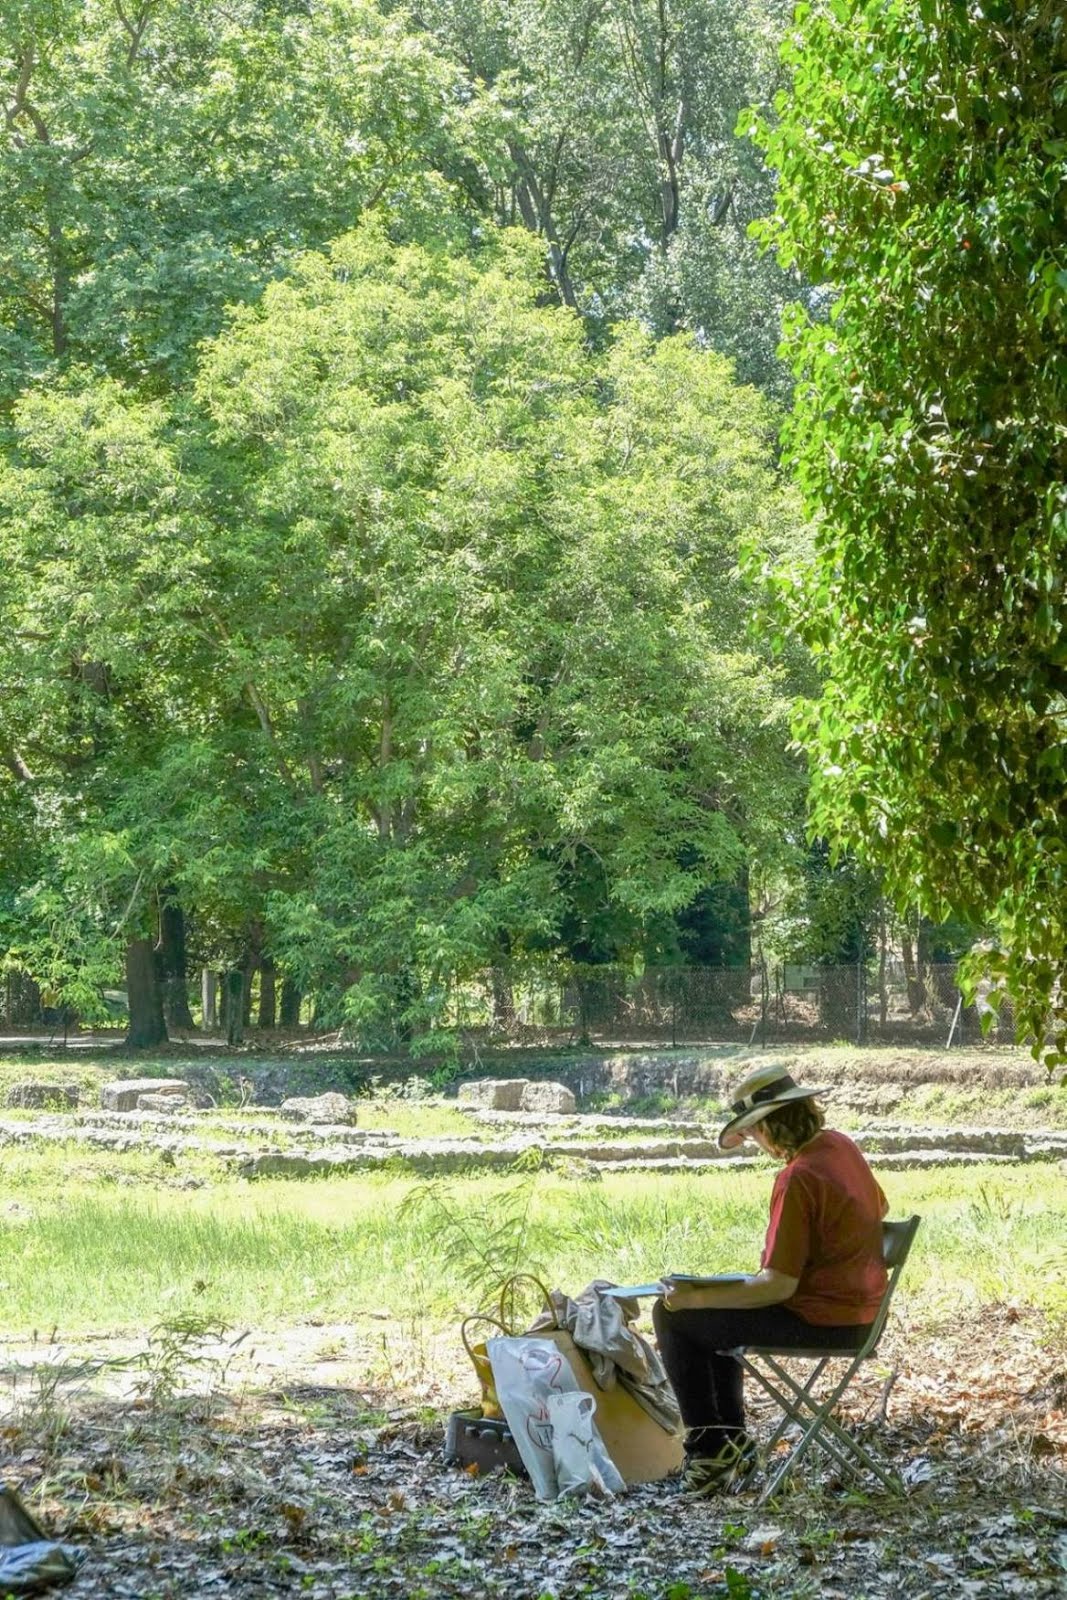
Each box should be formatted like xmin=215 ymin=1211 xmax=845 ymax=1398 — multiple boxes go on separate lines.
xmin=1 ymin=1306 xmax=1064 ymax=1600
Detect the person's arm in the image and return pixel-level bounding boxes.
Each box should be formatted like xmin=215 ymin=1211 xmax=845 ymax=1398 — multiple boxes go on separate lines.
xmin=659 ymin=1164 xmax=812 ymax=1313
xmin=659 ymin=1267 xmax=799 ymax=1313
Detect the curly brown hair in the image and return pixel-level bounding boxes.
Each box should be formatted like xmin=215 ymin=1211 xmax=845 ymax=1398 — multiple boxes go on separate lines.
xmin=759 ymin=1098 xmax=825 ymax=1157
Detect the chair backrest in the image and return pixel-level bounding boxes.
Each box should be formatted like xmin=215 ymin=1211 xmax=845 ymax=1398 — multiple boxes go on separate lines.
xmin=858 ymin=1214 xmax=921 ymax=1357
xmin=882 ymin=1215 xmax=920 ymax=1270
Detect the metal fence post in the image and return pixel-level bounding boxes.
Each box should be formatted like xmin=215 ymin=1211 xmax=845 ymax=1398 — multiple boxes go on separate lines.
xmin=946 ymin=992 xmax=963 ymax=1048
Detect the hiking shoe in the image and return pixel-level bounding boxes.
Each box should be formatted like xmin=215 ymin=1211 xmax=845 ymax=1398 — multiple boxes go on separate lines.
xmin=682 ymin=1432 xmax=757 ymax=1497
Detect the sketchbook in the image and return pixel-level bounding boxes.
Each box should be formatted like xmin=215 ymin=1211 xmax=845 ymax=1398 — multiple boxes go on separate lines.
xmin=602 ymin=1273 xmax=749 ymax=1300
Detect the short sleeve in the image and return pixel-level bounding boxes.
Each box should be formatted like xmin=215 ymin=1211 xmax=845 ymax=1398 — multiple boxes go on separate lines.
xmin=762 ymin=1167 xmax=812 ymax=1278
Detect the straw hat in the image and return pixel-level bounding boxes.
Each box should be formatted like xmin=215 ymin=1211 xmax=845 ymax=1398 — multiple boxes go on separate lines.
xmin=718 ymin=1064 xmax=829 ymax=1150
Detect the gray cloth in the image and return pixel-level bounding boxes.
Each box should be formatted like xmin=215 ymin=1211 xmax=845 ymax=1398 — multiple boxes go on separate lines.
xmin=528 ymin=1279 xmax=681 ymax=1433
xmin=0 ymin=1487 xmax=80 ymax=1593
xmin=0 ymin=1542 xmax=80 ymax=1594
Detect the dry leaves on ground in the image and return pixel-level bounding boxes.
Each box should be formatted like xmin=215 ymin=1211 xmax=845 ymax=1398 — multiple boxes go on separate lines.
xmin=1 ymin=1307 xmax=1064 ymax=1600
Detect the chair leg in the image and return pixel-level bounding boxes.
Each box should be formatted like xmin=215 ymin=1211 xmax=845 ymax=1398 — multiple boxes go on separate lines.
xmin=752 ymin=1359 xmax=862 ymax=1500
xmin=756 ymin=1356 xmax=828 ymax=1457
xmin=741 ymin=1354 xmax=903 ymax=1500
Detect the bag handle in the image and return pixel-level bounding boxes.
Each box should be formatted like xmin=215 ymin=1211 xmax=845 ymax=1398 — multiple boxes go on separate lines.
xmin=497 ymin=1273 xmax=556 ymax=1334
xmin=460 ymin=1312 xmax=509 ymax=1361
xmin=459 ymin=1313 xmax=509 ymax=1421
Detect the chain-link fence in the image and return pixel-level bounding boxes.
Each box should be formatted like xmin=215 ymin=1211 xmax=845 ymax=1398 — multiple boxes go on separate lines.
xmin=0 ymin=959 xmax=1018 ymax=1049
xmin=442 ymin=962 xmax=1017 ymax=1048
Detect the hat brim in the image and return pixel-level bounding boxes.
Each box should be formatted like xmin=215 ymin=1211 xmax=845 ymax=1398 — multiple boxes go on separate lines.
xmin=718 ymin=1084 xmax=829 ymax=1150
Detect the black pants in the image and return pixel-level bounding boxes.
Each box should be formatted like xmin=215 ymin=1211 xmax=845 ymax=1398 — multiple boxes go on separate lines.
xmin=652 ymin=1301 xmax=871 ymax=1441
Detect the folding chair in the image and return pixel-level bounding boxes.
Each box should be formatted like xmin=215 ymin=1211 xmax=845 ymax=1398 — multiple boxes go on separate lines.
xmin=732 ymin=1214 xmax=921 ymax=1503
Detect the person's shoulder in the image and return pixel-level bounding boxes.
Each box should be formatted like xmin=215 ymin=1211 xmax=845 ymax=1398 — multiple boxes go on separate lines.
xmin=819 ymin=1128 xmax=859 ymax=1154
xmin=809 ymin=1129 xmax=881 ymax=1184
xmin=798 ymin=1128 xmax=861 ymax=1169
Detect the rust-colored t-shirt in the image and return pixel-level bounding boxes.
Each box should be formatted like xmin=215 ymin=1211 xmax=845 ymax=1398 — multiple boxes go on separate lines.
xmin=761 ymin=1130 xmax=888 ymax=1326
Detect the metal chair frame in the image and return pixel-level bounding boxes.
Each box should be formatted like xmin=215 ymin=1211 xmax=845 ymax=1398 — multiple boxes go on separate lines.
xmin=732 ymin=1214 xmax=921 ymax=1503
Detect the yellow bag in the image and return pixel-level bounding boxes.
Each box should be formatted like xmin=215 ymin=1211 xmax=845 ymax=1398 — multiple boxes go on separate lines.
xmin=460 ymin=1276 xmax=556 ymax=1418
xmin=460 ymin=1313 xmax=508 ymax=1420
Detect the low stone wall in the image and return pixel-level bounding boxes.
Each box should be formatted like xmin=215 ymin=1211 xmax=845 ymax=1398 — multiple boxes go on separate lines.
xmin=3 ymin=1101 xmax=1065 ymax=1180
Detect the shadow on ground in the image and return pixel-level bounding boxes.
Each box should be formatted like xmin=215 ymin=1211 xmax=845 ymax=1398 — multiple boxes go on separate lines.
xmin=1 ymin=1307 xmax=1064 ymax=1600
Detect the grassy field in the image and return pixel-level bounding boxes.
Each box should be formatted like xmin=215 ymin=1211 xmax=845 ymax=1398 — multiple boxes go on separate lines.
xmin=1 ymin=1150 xmax=1064 ymax=1338
xmin=0 ymin=1041 xmax=1064 ymax=1360
xmin=1 ymin=1043 xmax=1063 ymax=1600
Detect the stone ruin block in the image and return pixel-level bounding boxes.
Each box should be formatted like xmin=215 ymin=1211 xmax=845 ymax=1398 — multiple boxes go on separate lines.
xmin=520 ymin=1081 xmax=576 ymax=1115
xmin=457 ymin=1079 xmax=531 ymax=1111
xmin=100 ymin=1078 xmax=189 ymax=1112
xmin=239 ymin=1152 xmax=313 ymax=1179
xmin=278 ymin=1092 xmax=359 ymax=1125
xmin=136 ymin=1092 xmax=191 ymax=1114
xmin=5 ymin=1083 xmax=80 ymax=1110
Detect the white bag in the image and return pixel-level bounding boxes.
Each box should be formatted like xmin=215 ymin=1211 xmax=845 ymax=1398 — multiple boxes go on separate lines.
xmin=486 ymin=1337 xmax=625 ymax=1501
xmin=546 ymin=1391 xmax=616 ymax=1498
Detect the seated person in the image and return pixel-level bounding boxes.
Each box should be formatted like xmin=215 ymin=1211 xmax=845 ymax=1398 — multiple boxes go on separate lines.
xmin=654 ymin=1064 xmax=888 ymax=1496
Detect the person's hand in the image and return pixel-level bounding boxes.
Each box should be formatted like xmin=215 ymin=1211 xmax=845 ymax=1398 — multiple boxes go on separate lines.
xmin=657 ymin=1277 xmax=704 ymax=1312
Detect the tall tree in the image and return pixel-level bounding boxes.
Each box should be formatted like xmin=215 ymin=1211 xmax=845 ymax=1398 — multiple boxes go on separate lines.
xmin=0 ymin=0 xmax=504 ymax=1041
xmin=751 ymin=0 xmax=1067 ymax=1060
xmin=0 ymin=224 xmax=802 ymax=1044
xmin=413 ymin=0 xmax=798 ymax=391
xmin=0 ymin=0 xmax=499 ymax=401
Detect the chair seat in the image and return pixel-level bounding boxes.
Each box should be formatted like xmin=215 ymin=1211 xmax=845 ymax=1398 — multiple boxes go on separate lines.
xmin=737 ymin=1345 xmax=865 ymax=1360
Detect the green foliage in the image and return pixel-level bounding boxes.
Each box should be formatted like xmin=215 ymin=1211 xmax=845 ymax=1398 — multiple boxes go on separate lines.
xmin=398 ymin=1159 xmax=558 ymax=1310
xmin=766 ymin=844 xmax=880 ymax=966
xmin=0 ymin=221 xmax=800 ymax=1036
xmin=0 ymin=0 xmax=500 ymax=398
xmin=131 ymin=1313 xmax=237 ymax=1408
xmin=750 ymin=0 xmax=1067 ymax=1062
xmin=415 ymin=0 xmax=798 ymax=393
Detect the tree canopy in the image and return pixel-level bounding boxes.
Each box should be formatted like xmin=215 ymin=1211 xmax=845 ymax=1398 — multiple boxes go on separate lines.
xmin=0 ymin=0 xmax=499 ymax=399
xmin=0 ymin=220 xmax=803 ymax=1042
xmin=751 ymin=0 xmax=1067 ymax=1060
xmin=413 ymin=0 xmax=799 ymax=393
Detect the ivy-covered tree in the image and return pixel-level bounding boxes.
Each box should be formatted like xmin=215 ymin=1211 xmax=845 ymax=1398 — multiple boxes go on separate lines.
xmin=752 ymin=0 xmax=1067 ymax=1060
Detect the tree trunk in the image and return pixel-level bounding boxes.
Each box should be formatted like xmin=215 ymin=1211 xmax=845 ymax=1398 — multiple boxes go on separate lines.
xmin=508 ymin=141 xmax=579 ymax=309
xmin=279 ymin=978 xmax=302 ymax=1028
xmin=125 ymin=938 xmax=168 ymax=1048
xmin=225 ymin=968 xmax=245 ymax=1046
xmin=258 ymin=956 xmax=277 ymax=1030
xmin=901 ymin=930 xmax=926 ymax=1016
xmin=201 ymin=968 xmax=218 ymax=1030
xmin=159 ymin=890 xmax=195 ymax=1030
xmin=6 ymin=970 xmax=42 ymax=1028
xmin=491 ymin=969 xmax=517 ymax=1034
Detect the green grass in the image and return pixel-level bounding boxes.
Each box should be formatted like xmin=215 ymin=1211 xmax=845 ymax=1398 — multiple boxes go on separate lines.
xmin=354 ymin=1098 xmax=480 ymax=1139
xmin=886 ymin=1082 xmax=1067 ymax=1127
xmin=0 ymin=1158 xmax=1063 ymax=1337
xmin=0 ymin=1043 xmax=1063 ymax=1358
